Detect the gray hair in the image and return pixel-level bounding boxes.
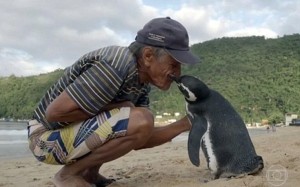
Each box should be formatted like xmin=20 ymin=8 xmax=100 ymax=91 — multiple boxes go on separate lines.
xmin=128 ymin=41 xmax=167 ymax=59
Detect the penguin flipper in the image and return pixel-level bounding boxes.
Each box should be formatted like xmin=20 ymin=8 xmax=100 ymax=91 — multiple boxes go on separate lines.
xmin=188 ymin=115 xmax=208 ymax=167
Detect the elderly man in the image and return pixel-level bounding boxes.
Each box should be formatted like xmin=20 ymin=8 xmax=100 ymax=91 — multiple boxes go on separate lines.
xmin=28 ymin=17 xmax=200 ymax=187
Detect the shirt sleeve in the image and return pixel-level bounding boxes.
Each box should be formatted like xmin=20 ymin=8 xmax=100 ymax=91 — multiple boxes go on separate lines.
xmin=65 ymin=60 xmax=125 ymax=116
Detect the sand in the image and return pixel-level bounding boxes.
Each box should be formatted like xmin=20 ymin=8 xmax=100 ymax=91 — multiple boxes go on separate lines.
xmin=1 ymin=126 xmax=300 ymax=187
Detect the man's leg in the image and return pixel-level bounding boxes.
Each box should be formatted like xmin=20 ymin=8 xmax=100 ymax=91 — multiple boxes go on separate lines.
xmin=53 ymin=107 xmax=154 ymax=187
xmin=82 ymin=115 xmax=192 ymax=185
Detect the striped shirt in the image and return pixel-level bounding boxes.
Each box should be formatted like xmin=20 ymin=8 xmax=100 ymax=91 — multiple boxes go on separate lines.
xmin=33 ymin=46 xmax=150 ymax=130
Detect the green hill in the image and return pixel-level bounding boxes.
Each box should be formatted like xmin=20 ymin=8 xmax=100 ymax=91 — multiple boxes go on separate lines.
xmin=0 ymin=70 xmax=63 ymax=119
xmin=1 ymin=34 xmax=299 ymax=123
xmin=150 ymin=34 xmax=300 ymax=123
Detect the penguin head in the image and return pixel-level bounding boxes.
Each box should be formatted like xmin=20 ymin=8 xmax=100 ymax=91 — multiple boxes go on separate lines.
xmin=169 ymin=74 xmax=210 ymax=102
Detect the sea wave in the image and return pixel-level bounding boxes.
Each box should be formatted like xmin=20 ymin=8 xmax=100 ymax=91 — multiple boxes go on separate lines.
xmin=0 ymin=140 xmax=28 ymax=144
xmin=0 ymin=129 xmax=27 ymax=135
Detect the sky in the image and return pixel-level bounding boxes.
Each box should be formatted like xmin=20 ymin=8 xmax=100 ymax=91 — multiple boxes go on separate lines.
xmin=1 ymin=0 xmax=299 ymax=77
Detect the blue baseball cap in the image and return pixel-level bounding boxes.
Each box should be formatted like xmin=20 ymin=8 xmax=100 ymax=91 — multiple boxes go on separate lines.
xmin=135 ymin=17 xmax=200 ymax=65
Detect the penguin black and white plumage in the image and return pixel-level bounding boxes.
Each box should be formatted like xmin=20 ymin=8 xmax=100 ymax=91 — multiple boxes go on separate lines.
xmin=169 ymin=74 xmax=264 ymax=179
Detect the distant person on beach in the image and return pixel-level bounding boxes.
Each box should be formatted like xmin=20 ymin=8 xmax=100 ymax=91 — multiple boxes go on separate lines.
xmin=27 ymin=17 xmax=200 ymax=187
xmin=266 ymin=126 xmax=270 ymax=133
xmin=271 ymin=120 xmax=276 ymax=132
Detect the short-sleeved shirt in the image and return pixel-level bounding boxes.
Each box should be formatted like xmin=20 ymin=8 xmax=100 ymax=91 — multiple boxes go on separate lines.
xmin=32 ymin=46 xmax=150 ymax=130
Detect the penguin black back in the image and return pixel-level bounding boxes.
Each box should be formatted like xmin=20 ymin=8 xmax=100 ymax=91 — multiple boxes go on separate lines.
xmin=171 ymin=74 xmax=264 ymax=179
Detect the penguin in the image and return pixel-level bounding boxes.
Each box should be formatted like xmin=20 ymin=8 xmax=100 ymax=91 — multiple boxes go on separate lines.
xmin=169 ymin=74 xmax=264 ymax=179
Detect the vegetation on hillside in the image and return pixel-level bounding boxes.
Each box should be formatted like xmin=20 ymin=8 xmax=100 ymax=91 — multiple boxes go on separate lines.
xmin=1 ymin=34 xmax=299 ymax=123
xmin=149 ymin=34 xmax=300 ymax=123
xmin=0 ymin=70 xmax=63 ymax=119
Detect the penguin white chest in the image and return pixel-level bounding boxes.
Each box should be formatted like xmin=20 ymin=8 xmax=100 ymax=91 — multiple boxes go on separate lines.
xmin=202 ymin=121 xmax=218 ymax=173
xmin=185 ymin=102 xmax=194 ymax=118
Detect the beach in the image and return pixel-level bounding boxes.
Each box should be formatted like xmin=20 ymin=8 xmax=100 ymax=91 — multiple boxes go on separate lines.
xmin=0 ymin=125 xmax=300 ymax=187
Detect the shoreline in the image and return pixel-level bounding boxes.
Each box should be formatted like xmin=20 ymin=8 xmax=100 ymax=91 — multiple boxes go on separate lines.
xmin=0 ymin=127 xmax=269 ymax=159
xmin=0 ymin=126 xmax=300 ymax=186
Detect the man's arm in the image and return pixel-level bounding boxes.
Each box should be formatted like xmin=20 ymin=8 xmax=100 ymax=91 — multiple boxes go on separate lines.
xmin=45 ymin=90 xmax=134 ymax=123
xmin=45 ymin=90 xmax=91 ymax=122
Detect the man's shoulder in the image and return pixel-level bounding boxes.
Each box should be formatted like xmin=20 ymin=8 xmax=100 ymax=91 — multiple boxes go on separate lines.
xmin=87 ymin=46 xmax=136 ymax=69
xmin=105 ymin=45 xmax=134 ymax=59
xmin=106 ymin=46 xmax=137 ymax=72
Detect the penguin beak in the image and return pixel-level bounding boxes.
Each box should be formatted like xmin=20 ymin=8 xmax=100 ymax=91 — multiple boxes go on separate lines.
xmin=168 ymin=74 xmax=179 ymax=83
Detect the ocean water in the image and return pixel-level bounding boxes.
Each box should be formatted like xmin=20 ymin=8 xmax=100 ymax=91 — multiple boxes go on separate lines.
xmin=0 ymin=121 xmax=269 ymax=159
xmin=0 ymin=121 xmax=31 ymax=159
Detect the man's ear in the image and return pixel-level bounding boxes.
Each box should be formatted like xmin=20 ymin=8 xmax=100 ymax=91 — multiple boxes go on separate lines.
xmin=142 ymin=47 xmax=154 ymax=67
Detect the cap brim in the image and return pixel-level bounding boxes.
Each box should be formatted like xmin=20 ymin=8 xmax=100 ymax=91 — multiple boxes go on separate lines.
xmin=166 ymin=49 xmax=200 ymax=65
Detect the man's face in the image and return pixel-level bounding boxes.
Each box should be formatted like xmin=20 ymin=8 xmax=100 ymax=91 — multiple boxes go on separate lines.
xmin=148 ymin=53 xmax=181 ymax=90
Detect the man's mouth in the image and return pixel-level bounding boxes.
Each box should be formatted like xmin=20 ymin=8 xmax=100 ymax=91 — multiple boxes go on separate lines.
xmin=168 ymin=74 xmax=179 ymax=83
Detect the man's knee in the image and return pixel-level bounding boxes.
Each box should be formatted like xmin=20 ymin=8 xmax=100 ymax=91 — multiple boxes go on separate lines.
xmin=127 ymin=107 xmax=154 ymax=137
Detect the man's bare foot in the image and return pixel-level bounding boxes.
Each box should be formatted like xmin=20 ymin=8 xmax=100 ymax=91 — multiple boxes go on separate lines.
xmin=53 ymin=171 xmax=94 ymax=187
xmin=82 ymin=170 xmax=115 ymax=187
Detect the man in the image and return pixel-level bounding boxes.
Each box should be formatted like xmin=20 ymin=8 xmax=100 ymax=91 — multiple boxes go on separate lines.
xmin=28 ymin=17 xmax=200 ymax=187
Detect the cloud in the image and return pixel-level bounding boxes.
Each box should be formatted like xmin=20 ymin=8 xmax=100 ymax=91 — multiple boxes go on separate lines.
xmin=0 ymin=0 xmax=299 ymax=76
xmin=164 ymin=4 xmax=233 ymax=43
xmin=0 ymin=48 xmax=63 ymax=77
